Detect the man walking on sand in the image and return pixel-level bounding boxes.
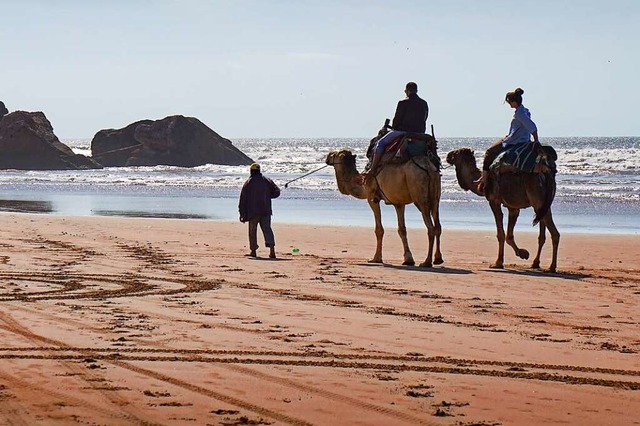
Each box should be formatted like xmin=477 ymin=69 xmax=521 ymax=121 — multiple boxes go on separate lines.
xmin=239 ymin=163 xmax=281 ymax=258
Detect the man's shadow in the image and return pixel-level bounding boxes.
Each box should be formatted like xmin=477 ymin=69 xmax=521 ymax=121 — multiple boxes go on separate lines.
xmin=246 ymin=256 xmax=291 ymax=262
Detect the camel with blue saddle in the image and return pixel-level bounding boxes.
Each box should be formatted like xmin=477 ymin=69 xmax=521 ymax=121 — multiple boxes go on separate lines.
xmin=446 ymin=144 xmax=560 ymax=272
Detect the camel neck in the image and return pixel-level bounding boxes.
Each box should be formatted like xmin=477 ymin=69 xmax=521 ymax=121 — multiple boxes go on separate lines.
xmin=456 ymin=161 xmax=482 ymax=196
xmin=333 ymin=164 xmax=366 ymax=199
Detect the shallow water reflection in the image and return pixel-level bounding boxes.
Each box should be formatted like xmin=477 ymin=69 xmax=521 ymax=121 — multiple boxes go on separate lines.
xmin=0 ymin=189 xmax=637 ymax=234
xmin=0 ymin=199 xmax=54 ymax=214
xmin=92 ymin=210 xmax=211 ymax=220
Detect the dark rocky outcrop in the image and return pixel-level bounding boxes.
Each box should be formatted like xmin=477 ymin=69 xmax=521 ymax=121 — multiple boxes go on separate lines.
xmin=91 ymin=115 xmax=253 ymax=167
xmin=0 ymin=101 xmax=8 ymax=120
xmin=0 ymin=111 xmax=101 ymax=170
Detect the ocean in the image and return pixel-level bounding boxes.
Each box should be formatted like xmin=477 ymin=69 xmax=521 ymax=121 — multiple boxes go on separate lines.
xmin=0 ymin=137 xmax=638 ymax=235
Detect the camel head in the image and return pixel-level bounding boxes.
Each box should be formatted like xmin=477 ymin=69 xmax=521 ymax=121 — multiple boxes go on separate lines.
xmin=446 ymin=148 xmax=482 ymax=193
xmin=446 ymin=148 xmax=476 ymax=168
xmin=326 ymin=149 xmax=357 ymax=168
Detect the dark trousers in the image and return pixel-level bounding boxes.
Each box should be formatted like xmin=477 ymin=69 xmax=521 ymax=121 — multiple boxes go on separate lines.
xmin=248 ymin=216 xmax=275 ymax=251
xmin=483 ymin=140 xmax=506 ymax=171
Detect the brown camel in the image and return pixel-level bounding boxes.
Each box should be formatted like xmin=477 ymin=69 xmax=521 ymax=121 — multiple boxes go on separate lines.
xmin=445 ymin=147 xmax=560 ymax=272
xmin=325 ymin=149 xmax=443 ymax=267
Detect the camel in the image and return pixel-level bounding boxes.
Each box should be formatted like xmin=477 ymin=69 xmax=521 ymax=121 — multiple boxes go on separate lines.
xmin=325 ymin=149 xmax=443 ymax=267
xmin=445 ymin=147 xmax=560 ymax=272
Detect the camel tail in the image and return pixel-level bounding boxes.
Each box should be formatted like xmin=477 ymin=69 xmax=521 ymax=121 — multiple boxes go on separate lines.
xmin=533 ymin=172 xmax=556 ymax=226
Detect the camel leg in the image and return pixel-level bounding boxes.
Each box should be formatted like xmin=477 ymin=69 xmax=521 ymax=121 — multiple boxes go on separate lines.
xmin=418 ymin=205 xmax=436 ymax=268
xmin=394 ymin=205 xmax=415 ymax=266
xmin=531 ymin=221 xmax=546 ymax=269
xmin=489 ymin=201 xmax=505 ymax=269
xmin=543 ymin=210 xmax=560 ymax=273
xmin=368 ymin=199 xmax=384 ymax=263
xmin=506 ymin=208 xmax=529 ymax=260
xmin=431 ymin=204 xmax=444 ymax=265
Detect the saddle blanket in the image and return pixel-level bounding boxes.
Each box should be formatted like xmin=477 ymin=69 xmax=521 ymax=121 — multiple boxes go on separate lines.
xmin=366 ymin=133 xmax=441 ymax=171
xmin=492 ymin=143 xmax=557 ymax=174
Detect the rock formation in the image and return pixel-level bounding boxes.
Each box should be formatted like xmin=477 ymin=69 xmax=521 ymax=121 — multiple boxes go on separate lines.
xmin=0 ymin=111 xmax=101 ymax=170
xmin=91 ymin=115 xmax=253 ymax=167
xmin=0 ymin=101 xmax=8 ymax=120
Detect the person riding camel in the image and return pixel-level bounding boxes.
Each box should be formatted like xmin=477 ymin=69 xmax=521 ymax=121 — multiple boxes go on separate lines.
xmin=362 ymin=82 xmax=429 ymax=182
xmin=474 ymin=87 xmax=539 ymax=193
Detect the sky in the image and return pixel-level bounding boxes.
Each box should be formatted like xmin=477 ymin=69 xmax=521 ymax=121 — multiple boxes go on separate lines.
xmin=1 ymin=0 xmax=638 ymax=138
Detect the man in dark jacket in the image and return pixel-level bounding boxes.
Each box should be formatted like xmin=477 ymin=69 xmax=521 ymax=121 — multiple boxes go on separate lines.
xmin=239 ymin=163 xmax=281 ymax=258
xmin=363 ymin=82 xmax=429 ymax=180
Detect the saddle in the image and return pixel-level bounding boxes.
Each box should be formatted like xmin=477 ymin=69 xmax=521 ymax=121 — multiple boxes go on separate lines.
xmin=365 ymin=132 xmax=441 ymax=172
xmin=490 ymin=143 xmax=557 ymax=176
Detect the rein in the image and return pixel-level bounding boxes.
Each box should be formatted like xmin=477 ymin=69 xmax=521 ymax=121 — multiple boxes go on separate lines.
xmin=283 ymin=163 xmax=331 ymax=188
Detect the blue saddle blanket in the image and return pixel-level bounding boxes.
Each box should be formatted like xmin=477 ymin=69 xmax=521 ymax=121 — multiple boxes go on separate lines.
xmin=492 ymin=143 xmax=557 ymax=174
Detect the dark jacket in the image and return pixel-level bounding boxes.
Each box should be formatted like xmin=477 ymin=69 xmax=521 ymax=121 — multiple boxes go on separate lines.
xmin=238 ymin=172 xmax=281 ymax=220
xmin=391 ymin=93 xmax=429 ymax=133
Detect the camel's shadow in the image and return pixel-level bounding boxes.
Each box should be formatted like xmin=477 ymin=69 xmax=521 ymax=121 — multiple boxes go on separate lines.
xmin=485 ymin=267 xmax=589 ymax=281
xmin=357 ymin=262 xmax=473 ymax=275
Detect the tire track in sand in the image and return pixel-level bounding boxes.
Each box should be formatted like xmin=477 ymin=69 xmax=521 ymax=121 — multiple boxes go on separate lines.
xmin=1 ymin=304 xmax=437 ymax=425
xmin=2 ymin=273 xmax=638 ymax=389
xmin=0 ymin=311 xmax=322 ymax=426
xmin=0 ymin=369 xmax=149 ymax=425
xmin=0 ymin=312 xmax=166 ymax=425
xmin=2 ymin=273 xmax=639 ymax=425
xmin=2 ymin=349 xmax=638 ymax=391
xmin=0 ymin=346 xmax=638 ymax=379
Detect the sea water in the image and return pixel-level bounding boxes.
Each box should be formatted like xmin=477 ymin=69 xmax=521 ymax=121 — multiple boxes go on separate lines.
xmin=0 ymin=137 xmax=638 ymax=234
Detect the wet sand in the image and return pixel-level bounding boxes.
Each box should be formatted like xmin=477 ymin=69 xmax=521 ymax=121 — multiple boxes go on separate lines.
xmin=0 ymin=213 xmax=638 ymax=425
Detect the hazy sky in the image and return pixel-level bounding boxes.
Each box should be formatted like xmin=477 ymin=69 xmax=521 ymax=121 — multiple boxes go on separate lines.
xmin=1 ymin=1 xmax=638 ymax=138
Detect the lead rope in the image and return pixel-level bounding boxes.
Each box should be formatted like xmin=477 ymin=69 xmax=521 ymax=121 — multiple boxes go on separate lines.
xmin=283 ymin=164 xmax=331 ymax=188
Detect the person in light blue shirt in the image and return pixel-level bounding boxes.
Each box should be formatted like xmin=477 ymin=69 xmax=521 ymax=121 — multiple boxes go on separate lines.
xmin=475 ymin=87 xmax=539 ymax=191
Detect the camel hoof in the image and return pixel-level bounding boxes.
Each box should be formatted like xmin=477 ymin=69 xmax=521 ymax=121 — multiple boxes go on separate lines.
xmin=518 ymin=249 xmax=530 ymax=260
xmin=548 ymin=266 xmax=557 ymax=273
xmin=531 ymin=261 xmax=541 ymax=269
xmin=419 ymin=262 xmax=432 ymax=268
xmin=402 ymin=260 xmax=415 ymax=266
xmin=368 ymin=259 xmax=383 ymax=264
xmin=433 ymin=256 xmax=444 ymax=265
xmin=490 ymin=263 xmax=504 ymax=269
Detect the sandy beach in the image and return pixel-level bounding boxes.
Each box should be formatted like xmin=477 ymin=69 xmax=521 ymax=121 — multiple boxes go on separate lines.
xmin=0 ymin=213 xmax=638 ymax=425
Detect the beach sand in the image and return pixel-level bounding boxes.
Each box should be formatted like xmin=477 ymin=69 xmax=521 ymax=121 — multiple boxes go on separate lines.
xmin=0 ymin=213 xmax=638 ymax=425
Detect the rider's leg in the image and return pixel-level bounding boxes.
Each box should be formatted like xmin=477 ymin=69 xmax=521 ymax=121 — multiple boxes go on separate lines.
xmin=368 ymin=130 xmax=405 ymax=175
xmin=475 ymin=139 xmax=505 ymax=189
